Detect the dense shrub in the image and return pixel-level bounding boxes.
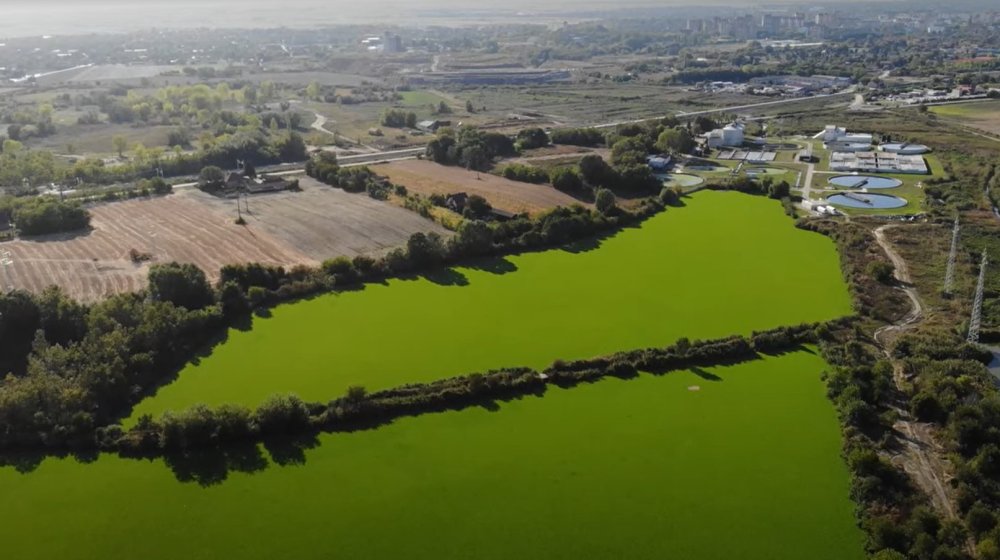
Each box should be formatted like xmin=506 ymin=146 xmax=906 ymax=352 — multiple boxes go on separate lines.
xmin=500 ymin=164 xmax=549 ymax=184
xmin=549 ymin=127 xmax=605 ymax=147
xmin=5 ymin=196 xmax=90 ymax=236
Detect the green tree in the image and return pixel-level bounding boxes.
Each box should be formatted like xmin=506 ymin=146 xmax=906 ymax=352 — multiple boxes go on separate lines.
xmin=550 ymin=167 xmax=584 ymax=193
xmin=448 ymin=220 xmax=493 ymax=257
xmin=595 ymin=188 xmax=616 ymax=215
xmin=611 ymin=137 xmax=648 ymax=167
xmin=406 ymin=232 xmax=447 ymax=267
xmin=871 ymin=550 xmax=906 ymax=560
xmin=305 ymin=81 xmax=321 ymax=101
xmin=218 ymin=281 xmax=250 ymax=318
xmin=515 ymin=127 xmax=549 ymax=150
xmin=199 ymin=165 xmax=225 ymax=186
xmin=579 ymin=154 xmax=612 ymax=186
xmin=112 ymin=135 xmax=128 ymax=158
xmin=345 ymin=385 xmax=367 ymax=402
xmin=655 ymin=127 xmax=694 ymax=154
xmin=147 ymin=262 xmax=215 ymax=310
xmin=866 ymin=261 xmax=896 ymax=284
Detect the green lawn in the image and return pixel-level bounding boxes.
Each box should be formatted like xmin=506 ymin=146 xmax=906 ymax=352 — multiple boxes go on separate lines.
xmin=398 ymin=90 xmax=450 ymax=108
xmin=929 ymin=99 xmax=1000 ymax=118
xmin=129 ymin=191 xmax=852 ymax=420
xmin=1 ymin=350 xmax=865 ymax=560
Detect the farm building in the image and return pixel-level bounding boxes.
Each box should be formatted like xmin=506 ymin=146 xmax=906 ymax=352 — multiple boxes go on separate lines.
xmin=445 ymin=192 xmax=469 ymax=213
xmin=646 ymin=155 xmax=673 ymax=171
xmin=418 ymin=120 xmax=452 ymax=133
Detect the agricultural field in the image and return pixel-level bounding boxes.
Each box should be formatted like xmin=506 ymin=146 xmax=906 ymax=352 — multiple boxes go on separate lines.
xmin=0 ymin=181 xmax=446 ymax=300
xmin=372 ymin=159 xmax=585 ymax=214
xmin=193 ymin=177 xmax=450 ymax=261
xmin=930 ymin=100 xmax=1000 ymax=135
xmin=0 ymin=350 xmax=864 ymax=560
xmin=128 ymin=190 xmax=852 ymax=420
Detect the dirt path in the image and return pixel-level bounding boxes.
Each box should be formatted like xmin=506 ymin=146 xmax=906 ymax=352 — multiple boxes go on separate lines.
xmin=310 ymin=112 xmax=379 ymax=153
xmin=872 ymin=225 xmax=957 ymax=520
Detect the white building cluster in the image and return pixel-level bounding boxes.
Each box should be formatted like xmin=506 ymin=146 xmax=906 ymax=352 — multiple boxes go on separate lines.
xmin=822 ymin=125 xmax=931 ymax=174
xmin=705 ymin=122 xmax=745 ymax=149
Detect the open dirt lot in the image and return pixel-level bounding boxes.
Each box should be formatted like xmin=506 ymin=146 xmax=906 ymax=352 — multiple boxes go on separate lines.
xmin=0 ymin=181 xmax=446 ymax=301
xmin=371 ymin=159 xmax=585 ymax=215
xmin=194 ymin=177 xmax=450 ymax=261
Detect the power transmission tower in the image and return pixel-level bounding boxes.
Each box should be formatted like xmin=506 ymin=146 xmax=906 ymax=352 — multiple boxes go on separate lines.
xmin=968 ymin=250 xmax=988 ymax=344
xmin=943 ymin=217 xmax=960 ymax=295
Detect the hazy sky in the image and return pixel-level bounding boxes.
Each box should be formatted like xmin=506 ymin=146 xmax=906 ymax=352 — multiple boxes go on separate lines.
xmin=0 ymin=0 xmax=946 ymax=38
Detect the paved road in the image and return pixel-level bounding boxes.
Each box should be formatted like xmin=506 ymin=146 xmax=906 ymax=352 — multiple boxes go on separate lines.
xmin=591 ymin=88 xmax=856 ymax=130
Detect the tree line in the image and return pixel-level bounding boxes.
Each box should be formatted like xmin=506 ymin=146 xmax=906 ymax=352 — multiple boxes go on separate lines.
xmin=99 ymin=323 xmax=830 ymax=457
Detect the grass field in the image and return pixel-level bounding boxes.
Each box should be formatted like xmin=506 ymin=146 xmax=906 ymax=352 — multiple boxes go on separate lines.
xmin=128 ymin=190 xmax=852 ymax=420
xmin=1 ymin=350 xmax=864 ymax=560
xmin=930 ymin=100 xmax=1000 ymax=135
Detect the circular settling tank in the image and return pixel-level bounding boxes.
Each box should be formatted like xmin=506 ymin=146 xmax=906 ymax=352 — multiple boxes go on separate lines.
xmin=762 ymin=142 xmax=800 ymax=151
xmin=746 ymin=167 xmax=786 ymax=176
xmin=881 ymin=143 xmax=930 ymax=155
xmin=827 ymin=192 xmax=907 ymax=209
xmin=662 ymin=174 xmax=705 ymax=188
xmin=828 ymin=175 xmax=902 ymax=189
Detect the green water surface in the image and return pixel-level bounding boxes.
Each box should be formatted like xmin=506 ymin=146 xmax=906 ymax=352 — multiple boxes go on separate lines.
xmin=130 ymin=191 xmax=852 ymax=419
xmin=2 ymin=351 xmax=864 ymax=560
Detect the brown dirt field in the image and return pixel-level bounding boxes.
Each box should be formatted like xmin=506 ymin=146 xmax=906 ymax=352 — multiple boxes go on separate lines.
xmin=0 ymin=181 xmax=446 ymax=301
xmin=371 ymin=159 xmax=586 ymax=215
xmin=191 ymin=177 xmax=450 ymax=261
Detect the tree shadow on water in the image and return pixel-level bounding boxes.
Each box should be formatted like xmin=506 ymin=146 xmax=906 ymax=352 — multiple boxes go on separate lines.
xmin=689 ymin=367 xmax=723 ymax=382
xmin=262 ymin=433 xmax=319 ymax=467
xmin=0 ymin=450 xmax=47 ymax=474
xmin=463 ymin=256 xmax=518 ymax=276
xmin=420 ymin=267 xmax=470 ymax=287
xmin=162 ymin=443 xmax=268 ymax=487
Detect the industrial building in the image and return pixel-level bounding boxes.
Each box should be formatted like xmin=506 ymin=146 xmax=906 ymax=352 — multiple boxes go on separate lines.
xmin=749 ymin=75 xmax=852 ymax=93
xmin=829 ymin=151 xmax=928 ymax=174
xmin=822 ymin=125 xmax=874 ymax=151
xmin=706 ymin=123 xmax=745 ymax=148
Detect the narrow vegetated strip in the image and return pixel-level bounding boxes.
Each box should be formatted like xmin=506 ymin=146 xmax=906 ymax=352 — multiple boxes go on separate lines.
xmin=103 ymin=321 xmax=840 ymax=456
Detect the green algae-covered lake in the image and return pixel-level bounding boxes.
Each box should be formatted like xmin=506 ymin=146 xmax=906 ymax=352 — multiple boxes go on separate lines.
xmin=130 ymin=191 xmax=852 ymax=420
xmin=1 ymin=351 xmax=864 ymax=560
xmin=1 ymin=191 xmax=864 ymax=559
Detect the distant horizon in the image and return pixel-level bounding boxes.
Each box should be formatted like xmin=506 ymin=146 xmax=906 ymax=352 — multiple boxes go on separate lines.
xmin=0 ymin=0 xmax=968 ymax=40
